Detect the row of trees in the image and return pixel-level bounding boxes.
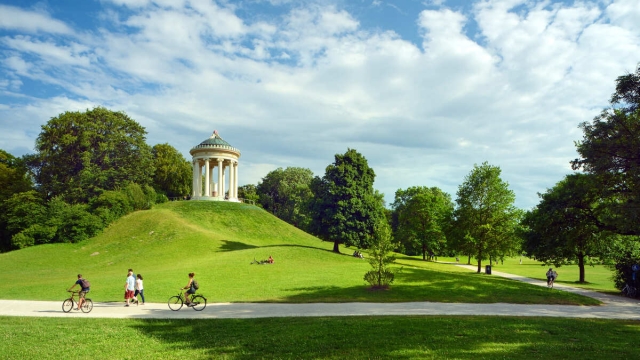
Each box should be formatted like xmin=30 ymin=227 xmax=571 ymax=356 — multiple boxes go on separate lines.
xmin=0 ymin=107 xmax=194 ymax=251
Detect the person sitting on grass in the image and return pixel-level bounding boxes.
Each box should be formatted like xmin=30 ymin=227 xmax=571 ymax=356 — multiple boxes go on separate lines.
xmin=268 ymin=255 xmax=274 ymax=264
xmin=181 ymin=272 xmax=197 ymax=305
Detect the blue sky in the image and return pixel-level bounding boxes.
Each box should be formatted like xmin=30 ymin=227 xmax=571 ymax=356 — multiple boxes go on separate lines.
xmin=1 ymin=0 xmax=639 ymax=209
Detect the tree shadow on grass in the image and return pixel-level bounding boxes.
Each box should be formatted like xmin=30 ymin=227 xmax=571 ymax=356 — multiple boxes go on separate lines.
xmin=218 ymin=240 xmax=259 ymax=252
xmin=128 ymin=316 xmax=640 ymax=359
xmin=260 ymin=267 xmax=598 ymax=305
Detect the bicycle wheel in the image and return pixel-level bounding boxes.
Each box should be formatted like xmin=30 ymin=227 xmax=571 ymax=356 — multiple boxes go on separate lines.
xmin=168 ymin=296 xmax=183 ymax=311
xmin=191 ymin=295 xmax=207 ymax=311
xmin=81 ymin=299 xmax=94 ymax=313
xmin=629 ymin=287 xmax=637 ymax=298
xmin=62 ymin=299 xmax=74 ymax=313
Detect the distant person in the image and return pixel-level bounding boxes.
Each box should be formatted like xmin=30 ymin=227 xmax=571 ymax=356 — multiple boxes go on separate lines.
xmin=546 ymin=268 xmax=558 ymax=286
xmin=134 ymin=274 xmax=145 ymax=305
xmin=268 ymin=255 xmax=274 ymax=264
xmin=455 ymin=257 xmax=459 ymax=263
xmin=181 ymin=272 xmax=197 ymax=306
xmin=124 ymin=269 xmax=136 ymax=307
xmin=68 ymin=274 xmax=90 ymax=311
xmin=519 ymin=258 xmax=522 ymax=265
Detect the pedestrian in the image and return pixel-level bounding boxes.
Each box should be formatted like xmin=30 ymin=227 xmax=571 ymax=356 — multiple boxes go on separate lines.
xmin=124 ymin=269 xmax=135 ymax=307
xmin=134 ymin=274 xmax=145 ymax=305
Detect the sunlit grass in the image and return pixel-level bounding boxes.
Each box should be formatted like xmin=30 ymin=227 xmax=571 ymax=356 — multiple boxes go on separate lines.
xmin=0 ymin=201 xmax=597 ymax=305
xmin=2 ymin=316 xmax=639 ymax=359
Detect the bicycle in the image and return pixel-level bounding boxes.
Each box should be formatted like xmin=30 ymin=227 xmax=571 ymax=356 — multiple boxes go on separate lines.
xmin=622 ymin=283 xmax=637 ymax=298
xmin=62 ymin=290 xmax=93 ymax=313
xmin=168 ymin=291 xmax=207 ymax=311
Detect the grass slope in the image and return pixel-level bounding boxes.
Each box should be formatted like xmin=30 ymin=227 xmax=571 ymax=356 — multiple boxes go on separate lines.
xmin=0 ymin=201 xmax=597 ymax=305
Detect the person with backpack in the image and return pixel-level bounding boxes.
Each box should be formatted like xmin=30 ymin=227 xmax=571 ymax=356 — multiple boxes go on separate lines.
xmin=181 ymin=272 xmax=198 ymax=306
xmin=68 ymin=274 xmax=90 ymax=311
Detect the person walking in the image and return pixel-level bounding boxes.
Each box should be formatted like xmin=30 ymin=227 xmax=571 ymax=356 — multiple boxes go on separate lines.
xmin=134 ymin=274 xmax=145 ymax=305
xmin=124 ymin=269 xmax=136 ymax=306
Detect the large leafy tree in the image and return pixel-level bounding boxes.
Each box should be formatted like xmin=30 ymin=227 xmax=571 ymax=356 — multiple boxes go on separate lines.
xmin=151 ymin=143 xmax=192 ymax=198
xmin=0 ymin=150 xmax=34 ymax=251
xmin=256 ymin=167 xmax=314 ymax=230
xmin=572 ymin=65 xmax=640 ymax=236
xmin=392 ymin=186 xmax=453 ymax=260
xmin=29 ymin=107 xmax=154 ymax=203
xmin=454 ymin=162 xmax=521 ymax=273
xmin=522 ymin=174 xmax=610 ymax=283
xmin=308 ymin=149 xmax=385 ymax=253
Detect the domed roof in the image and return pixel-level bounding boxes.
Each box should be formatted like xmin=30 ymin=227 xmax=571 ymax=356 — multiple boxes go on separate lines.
xmin=190 ymin=130 xmax=241 ymax=155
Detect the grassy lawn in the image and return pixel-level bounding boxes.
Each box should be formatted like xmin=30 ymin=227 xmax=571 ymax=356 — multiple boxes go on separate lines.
xmin=0 ymin=201 xmax=597 ymax=305
xmin=2 ymin=316 xmax=639 ymax=359
xmin=418 ymin=256 xmax=619 ymax=294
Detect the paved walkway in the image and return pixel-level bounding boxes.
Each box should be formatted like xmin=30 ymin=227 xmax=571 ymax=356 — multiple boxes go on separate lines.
xmin=1 ymin=266 xmax=638 ymax=320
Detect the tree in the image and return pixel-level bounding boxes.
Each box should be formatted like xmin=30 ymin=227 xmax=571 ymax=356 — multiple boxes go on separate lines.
xmin=522 ymin=174 xmax=610 ymax=283
xmin=256 ymin=167 xmax=314 ymax=230
xmin=453 ymin=162 xmax=521 ymax=273
xmin=151 ymin=143 xmax=192 ymax=198
xmin=0 ymin=150 xmax=34 ymax=251
xmin=308 ymin=149 xmax=385 ymax=253
xmin=29 ymin=107 xmax=154 ymax=203
xmin=238 ymin=184 xmax=259 ymax=204
xmin=392 ymin=186 xmax=453 ymax=260
xmin=364 ymin=219 xmax=397 ymax=288
xmin=572 ymin=65 xmax=640 ymax=236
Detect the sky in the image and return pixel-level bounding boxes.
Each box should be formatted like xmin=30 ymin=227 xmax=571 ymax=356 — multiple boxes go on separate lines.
xmin=0 ymin=0 xmax=639 ymax=209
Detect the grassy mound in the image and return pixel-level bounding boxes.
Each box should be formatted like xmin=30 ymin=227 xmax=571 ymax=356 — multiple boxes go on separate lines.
xmin=0 ymin=201 xmax=598 ymax=305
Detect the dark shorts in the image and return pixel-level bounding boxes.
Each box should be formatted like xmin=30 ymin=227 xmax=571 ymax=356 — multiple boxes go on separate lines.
xmin=547 ymin=276 xmax=555 ymax=282
xmin=187 ymin=288 xmax=196 ymax=295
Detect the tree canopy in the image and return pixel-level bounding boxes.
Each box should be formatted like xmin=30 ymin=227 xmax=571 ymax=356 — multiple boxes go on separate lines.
xmin=256 ymin=167 xmax=314 ymax=230
xmin=29 ymin=107 xmax=154 ymax=203
xmin=572 ymin=65 xmax=640 ymax=236
xmin=522 ymin=173 xmax=609 ymax=283
xmin=152 ymin=143 xmax=192 ymax=198
xmin=308 ymin=149 xmax=385 ymax=253
xmin=453 ymin=162 xmax=521 ymax=273
xmin=392 ymin=186 xmax=453 ymax=260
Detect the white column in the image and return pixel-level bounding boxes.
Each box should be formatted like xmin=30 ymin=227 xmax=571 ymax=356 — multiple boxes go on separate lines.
xmin=197 ymin=161 xmax=202 ymax=197
xmin=217 ymin=158 xmax=223 ymax=199
xmin=204 ymin=159 xmax=210 ymax=197
xmin=222 ymin=162 xmax=226 ymax=199
xmin=192 ymin=160 xmax=197 ymax=198
xmin=234 ymin=162 xmax=239 ymax=199
xmin=209 ymin=164 xmax=215 ymax=196
xmin=229 ymin=160 xmax=235 ymax=200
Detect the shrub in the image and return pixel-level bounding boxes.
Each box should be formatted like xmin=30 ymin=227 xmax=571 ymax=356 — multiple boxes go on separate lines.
xmin=90 ymin=190 xmax=133 ymax=223
xmin=364 ymin=219 xmax=397 ymax=288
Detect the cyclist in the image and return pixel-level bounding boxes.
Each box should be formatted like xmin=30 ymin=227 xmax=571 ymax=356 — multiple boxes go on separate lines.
xmin=181 ymin=272 xmax=197 ymax=306
xmin=546 ymin=268 xmax=558 ymax=286
xmin=68 ymin=274 xmax=90 ymax=310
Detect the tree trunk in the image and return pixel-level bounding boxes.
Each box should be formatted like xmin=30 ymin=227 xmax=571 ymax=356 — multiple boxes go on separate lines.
xmin=489 ymin=255 xmax=492 ymax=266
xmin=333 ymin=241 xmax=340 ymax=253
xmin=578 ymin=252 xmax=585 ymax=283
xmin=422 ymin=244 xmax=426 ymax=261
xmin=477 ymin=250 xmax=482 ymax=273
xmin=467 ymin=255 xmax=471 ymax=265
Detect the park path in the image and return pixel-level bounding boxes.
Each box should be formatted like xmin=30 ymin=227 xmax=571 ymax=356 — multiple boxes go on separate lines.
xmin=1 ymin=266 xmax=638 ymax=320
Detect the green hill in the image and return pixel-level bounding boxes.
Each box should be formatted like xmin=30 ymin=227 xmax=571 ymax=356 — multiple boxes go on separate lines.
xmin=0 ymin=201 xmax=598 ymax=305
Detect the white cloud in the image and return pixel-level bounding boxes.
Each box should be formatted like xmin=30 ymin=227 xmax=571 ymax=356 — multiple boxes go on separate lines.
xmin=0 ymin=5 xmax=73 ymax=35
xmin=1 ymin=0 xmax=639 ymax=209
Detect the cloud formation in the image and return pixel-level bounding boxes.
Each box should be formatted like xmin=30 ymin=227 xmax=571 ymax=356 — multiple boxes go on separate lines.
xmin=0 ymin=0 xmax=638 ymax=209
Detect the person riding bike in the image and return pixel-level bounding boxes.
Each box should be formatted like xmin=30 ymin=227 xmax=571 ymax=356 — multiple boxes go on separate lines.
xmin=68 ymin=274 xmax=90 ymax=310
xmin=181 ymin=272 xmax=197 ymax=306
xmin=546 ymin=268 xmax=558 ymax=286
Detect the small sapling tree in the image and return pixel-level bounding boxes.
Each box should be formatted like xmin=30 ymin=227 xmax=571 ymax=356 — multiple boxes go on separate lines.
xmin=364 ymin=219 xmax=397 ymax=289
